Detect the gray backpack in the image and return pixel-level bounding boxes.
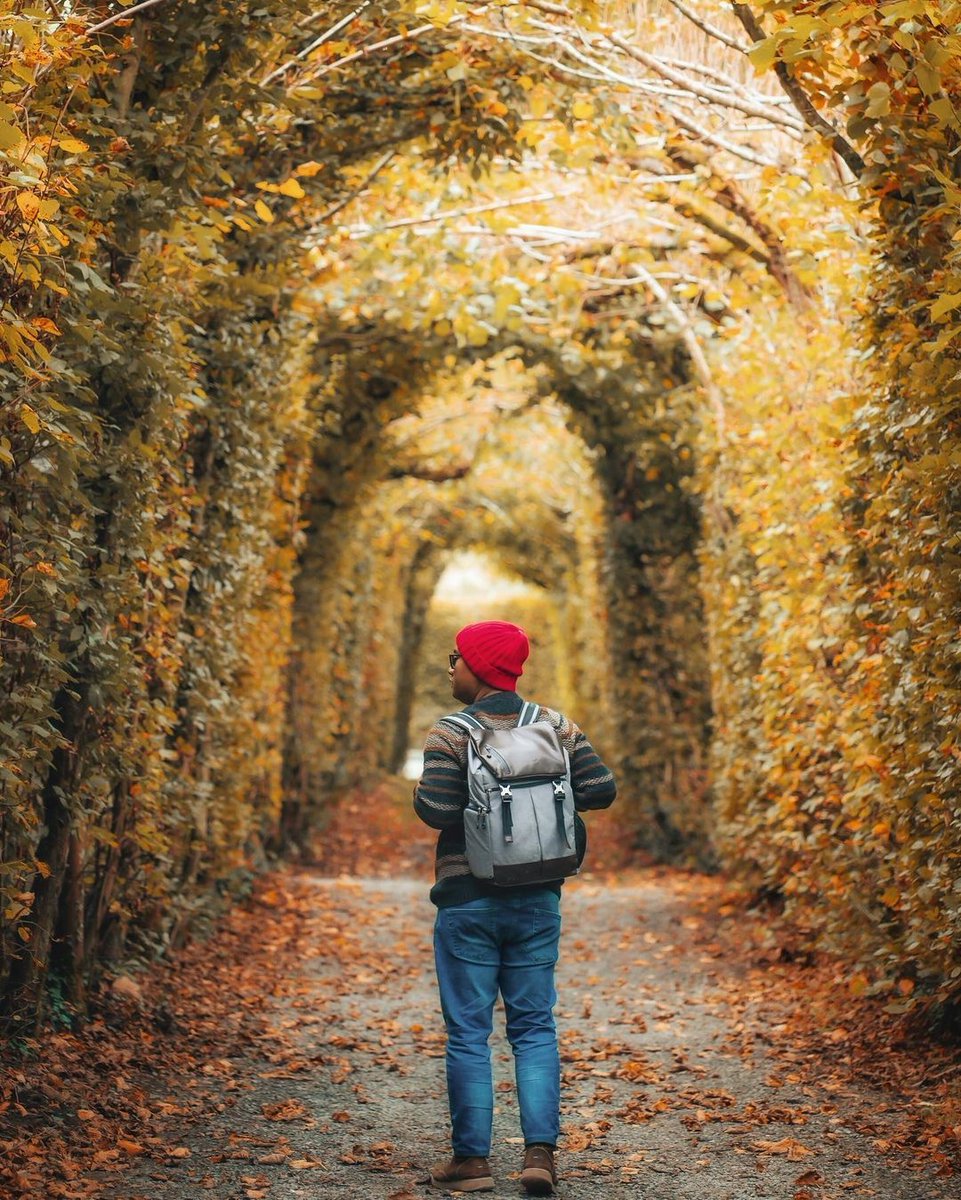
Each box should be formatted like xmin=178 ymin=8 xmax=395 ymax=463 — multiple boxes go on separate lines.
xmin=443 ymin=701 xmax=578 ymax=886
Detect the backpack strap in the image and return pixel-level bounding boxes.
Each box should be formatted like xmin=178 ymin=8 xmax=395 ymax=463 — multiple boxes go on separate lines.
xmin=440 ymin=712 xmax=485 ymax=733
xmin=442 ymin=704 xmax=538 ymax=732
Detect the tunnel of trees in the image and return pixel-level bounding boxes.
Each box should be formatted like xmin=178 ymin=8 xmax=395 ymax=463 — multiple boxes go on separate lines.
xmin=2 ymin=0 xmax=961 ymax=1032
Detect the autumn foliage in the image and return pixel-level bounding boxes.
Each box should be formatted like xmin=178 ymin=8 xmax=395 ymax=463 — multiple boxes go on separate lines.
xmin=2 ymin=0 xmax=961 ymax=1037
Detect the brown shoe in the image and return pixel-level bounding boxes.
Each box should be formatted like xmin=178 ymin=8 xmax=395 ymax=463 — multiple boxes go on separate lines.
xmin=521 ymin=1144 xmax=557 ymax=1195
xmin=428 ymin=1155 xmax=494 ymax=1192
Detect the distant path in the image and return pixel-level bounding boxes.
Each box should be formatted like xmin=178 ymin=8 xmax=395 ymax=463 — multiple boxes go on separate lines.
xmin=93 ymin=869 xmax=957 ymax=1200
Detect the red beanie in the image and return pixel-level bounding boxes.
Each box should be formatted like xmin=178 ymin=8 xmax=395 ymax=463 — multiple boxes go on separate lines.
xmin=456 ymin=621 xmax=530 ymax=691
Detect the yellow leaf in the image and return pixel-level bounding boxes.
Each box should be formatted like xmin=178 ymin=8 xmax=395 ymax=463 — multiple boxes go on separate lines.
xmin=254 ymin=199 xmax=274 ymax=224
xmin=0 ymin=121 xmax=24 ymax=151
xmin=278 ymin=177 xmax=306 ymax=199
xmin=881 ymin=887 xmax=900 ymax=907
xmin=58 ymin=137 xmax=88 ymax=154
xmin=16 ymin=192 xmax=41 ymax=221
xmin=295 ymin=160 xmax=324 ymax=177
xmin=20 ymin=404 xmax=40 ymax=434
xmin=572 ymin=99 xmax=594 ymax=119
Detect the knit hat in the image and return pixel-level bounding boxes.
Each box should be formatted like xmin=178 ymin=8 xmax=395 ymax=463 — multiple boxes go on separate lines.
xmin=455 ymin=621 xmax=530 ymax=691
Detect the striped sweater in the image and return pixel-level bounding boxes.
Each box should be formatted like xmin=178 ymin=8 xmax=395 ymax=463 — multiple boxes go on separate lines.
xmin=413 ymin=690 xmax=617 ymax=907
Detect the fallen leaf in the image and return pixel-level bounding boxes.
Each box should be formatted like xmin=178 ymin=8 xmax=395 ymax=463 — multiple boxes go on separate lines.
xmin=753 ymin=1138 xmax=814 ymax=1160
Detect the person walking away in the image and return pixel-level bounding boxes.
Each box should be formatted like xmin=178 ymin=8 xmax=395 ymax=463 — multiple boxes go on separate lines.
xmin=414 ymin=620 xmax=616 ymax=1195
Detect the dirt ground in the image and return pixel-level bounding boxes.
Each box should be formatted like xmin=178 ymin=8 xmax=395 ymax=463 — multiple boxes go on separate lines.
xmin=3 ymin=793 xmax=959 ymax=1200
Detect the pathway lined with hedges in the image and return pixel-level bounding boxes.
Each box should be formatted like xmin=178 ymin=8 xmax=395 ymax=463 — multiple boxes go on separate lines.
xmin=54 ymin=867 xmax=959 ymax=1200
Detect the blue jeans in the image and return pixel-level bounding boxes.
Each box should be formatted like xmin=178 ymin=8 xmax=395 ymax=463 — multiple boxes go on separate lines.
xmin=433 ymin=891 xmax=562 ymax=1157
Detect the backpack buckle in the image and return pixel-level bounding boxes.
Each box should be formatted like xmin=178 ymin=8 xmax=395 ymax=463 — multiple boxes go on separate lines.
xmin=552 ymin=780 xmax=565 ymax=798
xmin=500 ymin=784 xmax=513 ymax=800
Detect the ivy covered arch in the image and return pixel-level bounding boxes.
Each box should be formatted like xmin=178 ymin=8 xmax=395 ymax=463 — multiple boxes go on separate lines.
xmin=280 ymin=317 xmax=713 ymax=863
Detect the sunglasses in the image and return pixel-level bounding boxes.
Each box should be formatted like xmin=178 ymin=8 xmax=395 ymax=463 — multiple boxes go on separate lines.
xmin=448 ymin=652 xmax=461 ymax=670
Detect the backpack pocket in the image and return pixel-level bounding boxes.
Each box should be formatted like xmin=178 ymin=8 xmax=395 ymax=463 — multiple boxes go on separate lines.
xmin=463 ymin=802 xmax=495 ymax=880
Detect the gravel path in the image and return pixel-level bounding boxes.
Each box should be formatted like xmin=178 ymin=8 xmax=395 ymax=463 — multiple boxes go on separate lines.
xmin=98 ymin=872 xmax=957 ymax=1200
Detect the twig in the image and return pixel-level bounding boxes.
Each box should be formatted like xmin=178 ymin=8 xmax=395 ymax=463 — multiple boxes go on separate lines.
xmin=86 ymin=0 xmax=169 ymax=36
xmin=314 ymin=149 xmax=395 ymax=225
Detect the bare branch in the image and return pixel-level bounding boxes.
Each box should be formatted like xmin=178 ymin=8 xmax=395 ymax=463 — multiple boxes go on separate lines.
xmin=663 ymin=0 xmax=749 ymax=53
xmin=262 ymin=1 xmax=372 ymax=86
xmin=658 ymin=100 xmax=782 ymax=169
xmin=629 ymin=261 xmax=726 ymax=442
xmin=606 ymin=33 xmax=804 ymax=133
xmin=337 ymin=189 xmax=578 ymax=241
xmin=294 ymin=20 xmax=462 ymax=86
xmin=87 ymin=0 xmax=169 ymax=35
xmin=731 ymin=3 xmax=865 ymax=177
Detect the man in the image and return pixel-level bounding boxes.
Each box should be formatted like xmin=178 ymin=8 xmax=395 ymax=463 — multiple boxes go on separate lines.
xmin=414 ymin=619 xmax=616 ymax=1195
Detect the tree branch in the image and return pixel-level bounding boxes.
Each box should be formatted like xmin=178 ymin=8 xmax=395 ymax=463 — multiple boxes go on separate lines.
xmin=112 ymin=15 xmax=147 ymax=118
xmin=664 ymin=140 xmax=812 ymax=311
xmin=731 ymin=3 xmax=865 ymax=177
xmin=388 ymin=462 xmax=473 ymax=482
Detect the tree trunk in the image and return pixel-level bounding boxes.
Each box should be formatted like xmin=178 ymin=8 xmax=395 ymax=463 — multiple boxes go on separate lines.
xmin=1 ymin=686 xmax=87 ymax=1031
